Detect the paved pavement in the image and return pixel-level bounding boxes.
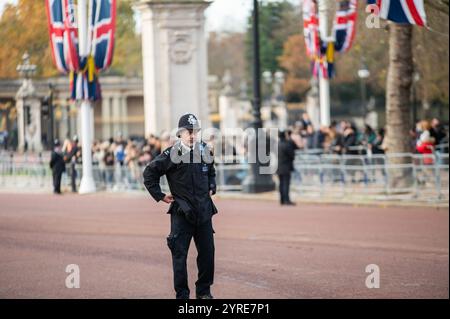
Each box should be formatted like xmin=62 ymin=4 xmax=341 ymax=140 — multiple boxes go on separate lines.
xmin=0 ymin=193 xmax=448 ymax=299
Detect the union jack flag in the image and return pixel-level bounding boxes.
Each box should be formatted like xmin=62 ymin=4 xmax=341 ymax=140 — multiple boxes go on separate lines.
xmin=302 ymin=0 xmax=320 ymax=58
xmin=367 ymin=0 xmax=427 ymax=26
xmin=46 ymin=0 xmax=116 ymax=101
xmin=63 ymin=0 xmax=83 ymax=71
xmin=45 ymin=0 xmax=70 ymax=73
xmin=334 ymin=0 xmax=358 ymax=53
xmin=90 ymin=0 xmax=116 ymax=71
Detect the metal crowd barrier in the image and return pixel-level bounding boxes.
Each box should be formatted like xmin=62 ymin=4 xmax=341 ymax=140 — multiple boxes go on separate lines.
xmin=291 ymin=152 xmax=449 ymax=201
xmin=0 ymin=151 xmax=448 ymax=202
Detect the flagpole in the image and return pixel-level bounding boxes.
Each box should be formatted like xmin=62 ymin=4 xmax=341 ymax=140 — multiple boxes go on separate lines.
xmin=78 ymin=0 xmax=96 ymax=194
xmin=318 ymin=0 xmax=331 ymax=127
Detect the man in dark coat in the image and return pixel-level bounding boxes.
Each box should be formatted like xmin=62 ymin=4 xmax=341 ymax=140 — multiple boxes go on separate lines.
xmin=49 ymin=139 xmax=65 ymax=194
xmin=277 ymin=130 xmax=296 ymax=206
xmin=143 ymin=113 xmax=217 ymax=299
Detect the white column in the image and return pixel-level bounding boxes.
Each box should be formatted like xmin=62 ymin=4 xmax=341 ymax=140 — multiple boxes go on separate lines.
xmin=90 ymin=103 xmax=95 ymax=142
xmin=78 ymin=101 xmax=96 ymax=194
xmin=112 ymin=95 xmax=121 ymax=138
xmin=318 ymin=0 xmax=331 ymax=127
xmin=219 ymin=94 xmax=237 ymax=131
xmin=77 ymin=0 xmax=96 ymax=194
xmin=102 ymin=95 xmax=111 ymax=140
xmin=136 ymin=0 xmax=211 ymax=136
xmin=121 ymin=96 xmax=128 ymax=138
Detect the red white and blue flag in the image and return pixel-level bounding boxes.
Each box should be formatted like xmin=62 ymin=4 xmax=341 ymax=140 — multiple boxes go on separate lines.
xmin=63 ymin=0 xmax=83 ymax=71
xmin=333 ymin=0 xmax=358 ymax=53
xmin=302 ymin=0 xmax=320 ymax=58
xmin=45 ymin=0 xmax=70 ymax=73
xmin=367 ymin=0 xmax=427 ymax=26
xmin=90 ymin=0 xmax=116 ymax=71
xmin=45 ymin=0 xmax=116 ymax=101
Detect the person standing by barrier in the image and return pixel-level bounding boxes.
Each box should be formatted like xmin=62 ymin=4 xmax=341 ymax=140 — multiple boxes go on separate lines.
xmin=49 ymin=139 xmax=65 ymax=195
xmin=277 ymin=130 xmax=296 ymax=206
xmin=430 ymin=118 xmax=447 ymax=149
xmin=416 ymin=120 xmax=435 ymax=165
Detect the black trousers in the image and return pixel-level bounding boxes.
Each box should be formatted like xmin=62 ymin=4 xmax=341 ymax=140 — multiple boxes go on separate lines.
xmin=278 ymin=173 xmax=292 ymax=204
xmin=167 ymin=212 xmax=215 ymax=299
xmin=52 ymin=170 xmax=63 ymax=194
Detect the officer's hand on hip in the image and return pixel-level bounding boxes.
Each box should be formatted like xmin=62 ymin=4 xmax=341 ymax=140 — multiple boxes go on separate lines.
xmin=162 ymin=194 xmax=174 ymax=204
xmin=209 ymin=191 xmax=214 ymax=197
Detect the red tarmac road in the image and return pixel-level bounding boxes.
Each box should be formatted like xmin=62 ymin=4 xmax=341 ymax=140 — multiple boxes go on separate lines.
xmin=0 ymin=193 xmax=448 ymax=299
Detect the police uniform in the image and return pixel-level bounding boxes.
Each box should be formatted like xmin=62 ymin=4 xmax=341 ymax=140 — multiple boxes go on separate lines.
xmin=49 ymin=139 xmax=66 ymax=194
xmin=276 ymin=131 xmax=296 ymax=205
xmin=143 ymin=114 xmax=218 ymax=299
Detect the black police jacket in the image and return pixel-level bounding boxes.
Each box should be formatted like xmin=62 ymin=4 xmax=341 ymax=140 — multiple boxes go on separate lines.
xmin=143 ymin=141 xmax=218 ymax=225
xmin=276 ymin=139 xmax=296 ymax=175
xmin=50 ymin=151 xmax=66 ymax=174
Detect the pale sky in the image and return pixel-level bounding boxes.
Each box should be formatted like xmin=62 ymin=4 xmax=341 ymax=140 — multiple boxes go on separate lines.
xmin=0 ymin=0 xmax=298 ymax=33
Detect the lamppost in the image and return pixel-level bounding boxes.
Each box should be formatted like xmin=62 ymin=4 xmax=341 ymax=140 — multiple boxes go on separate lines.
xmin=317 ymin=0 xmax=332 ymax=127
xmin=251 ymin=0 xmax=263 ymax=131
xmin=42 ymin=82 xmax=55 ymax=150
xmin=357 ymin=61 xmax=370 ymax=119
xmin=242 ymin=0 xmax=275 ymax=193
xmin=48 ymin=83 xmax=55 ymax=148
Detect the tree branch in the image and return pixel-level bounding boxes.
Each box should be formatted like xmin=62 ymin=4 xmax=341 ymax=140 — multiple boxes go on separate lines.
xmin=425 ymin=0 xmax=449 ymax=15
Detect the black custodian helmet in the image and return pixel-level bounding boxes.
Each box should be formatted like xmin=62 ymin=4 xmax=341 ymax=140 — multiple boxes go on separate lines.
xmin=177 ymin=113 xmax=201 ymax=135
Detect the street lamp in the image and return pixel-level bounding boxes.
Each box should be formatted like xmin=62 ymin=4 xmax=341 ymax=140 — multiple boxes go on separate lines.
xmin=242 ymin=0 xmax=275 ymax=193
xmin=358 ymin=61 xmax=370 ymax=118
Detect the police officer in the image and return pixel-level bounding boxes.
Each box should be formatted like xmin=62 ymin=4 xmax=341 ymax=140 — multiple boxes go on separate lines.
xmin=49 ymin=139 xmax=66 ymax=194
xmin=277 ymin=130 xmax=296 ymax=206
xmin=143 ymin=113 xmax=218 ymax=299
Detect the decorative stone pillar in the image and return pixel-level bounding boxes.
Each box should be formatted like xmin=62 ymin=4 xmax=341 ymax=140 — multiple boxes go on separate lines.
xmin=136 ymin=0 xmax=211 ymax=136
xmin=16 ymin=96 xmax=43 ymax=153
xmin=15 ymin=53 xmax=43 ymax=153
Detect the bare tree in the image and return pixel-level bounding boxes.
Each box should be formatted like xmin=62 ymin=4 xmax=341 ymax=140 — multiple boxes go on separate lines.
xmin=384 ymin=23 xmax=414 ymax=155
xmin=384 ymin=1 xmax=448 ymax=188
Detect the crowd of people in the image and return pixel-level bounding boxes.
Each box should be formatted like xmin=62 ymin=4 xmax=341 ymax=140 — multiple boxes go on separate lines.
xmin=51 ymin=113 xmax=448 ymax=190
xmin=286 ymin=113 xmax=448 ymax=157
xmin=45 ymin=112 xmax=449 ymax=195
xmin=58 ymin=114 xmax=448 ymax=171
